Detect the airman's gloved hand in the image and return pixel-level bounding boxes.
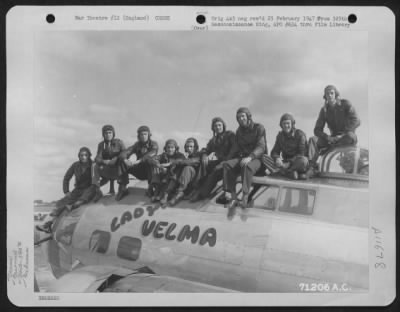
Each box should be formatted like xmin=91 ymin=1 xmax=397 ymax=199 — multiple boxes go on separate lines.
xmin=240 ymin=157 xmax=252 ymax=167
xmin=275 ymin=158 xmax=283 ymax=168
xmin=327 ymin=136 xmax=337 ymax=144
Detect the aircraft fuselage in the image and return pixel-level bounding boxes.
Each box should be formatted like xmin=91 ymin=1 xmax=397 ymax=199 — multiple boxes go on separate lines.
xmin=45 ymin=177 xmax=369 ymax=292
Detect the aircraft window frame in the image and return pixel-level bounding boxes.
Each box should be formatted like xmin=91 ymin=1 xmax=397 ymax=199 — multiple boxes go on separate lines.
xmin=89 ymin=230 xmax=111 ymax=254
xmin=325 ymin=150 xmax=357 ymax=174
xmin=320 ymin=147 xmax=369 ymax=178
xmin=278 ymin=187 xmax=316 ymax=216
xmin=117 ymin=236 xmax=142 ymax=262
xmin=251 ymin=185 xmax=280 ymax=211
xmin=54 ymin=218 xmax=78 ymax=246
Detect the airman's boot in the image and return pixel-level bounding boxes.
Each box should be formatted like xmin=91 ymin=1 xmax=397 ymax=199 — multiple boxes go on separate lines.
xmin=226 ymin=200 xmax=237 ymax=220
xmin=109 ymin=180 xmax=115 ymax=195
xmin=240 ymin=193 xmax=249 ymax=209
xmin=116 ymin=184 xmax=128 ymax=201
xmin=306 ymin=161 xmax=319 ymax=178
xmin=169 ymin=191 xmax=184 ymax=206
xmin=146 ymin=185 xmax=154 ymax=198
xmin=216 ymin=192 xmax=229 ymax=205
xmin=224 ymin=197 xmax=237 ymax=208
xmin=92 ymin=185 xmax=103 ymax=202
xmin=36 ymin=221 xmax=53 ymax=234
xmin=299 ymin=173 xmax=307 ymax=180
xmin=160 ymin=193 xmax=169 ymax=207
xmin=151 ymin=185 xmax=160 ymax=202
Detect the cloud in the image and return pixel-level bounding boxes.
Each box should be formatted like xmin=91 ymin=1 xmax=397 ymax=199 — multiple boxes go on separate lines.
xmin=31 ymin=30 xmax=369 ymax=201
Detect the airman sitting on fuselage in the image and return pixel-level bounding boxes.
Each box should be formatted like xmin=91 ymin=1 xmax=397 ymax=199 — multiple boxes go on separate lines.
xmin=263 ymin=113 xmax=308 ymax=180
xmin=117 ymin=125 xmax=159 ymax=201
xmin=160 ymin=137 xmax=201 ymax=207
xmin=148 ymin=139 xmax=186 ymax=203
xmin=223 ymin=107 xmax=267 ymax=214
xmin=190 ymin=117 xmax=236 ymax=203
xmin=307 ymin=85 xmax=361 ymax=176
xmin=36 ymin=147 xmax=96 ymax=233
xmin=91 ymin=125 xmax=126 ymax=202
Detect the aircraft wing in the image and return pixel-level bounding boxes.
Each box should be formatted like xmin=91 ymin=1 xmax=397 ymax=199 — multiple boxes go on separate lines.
xmin=46 ymin=265 xmax=236 ymax=293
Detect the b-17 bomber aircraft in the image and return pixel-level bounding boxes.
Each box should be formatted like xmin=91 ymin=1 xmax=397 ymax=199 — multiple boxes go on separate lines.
xmin=34 ymin=145 xmax=369 ymax=293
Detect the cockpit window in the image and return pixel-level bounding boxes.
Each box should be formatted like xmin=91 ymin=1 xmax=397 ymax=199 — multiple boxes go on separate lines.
xmin=322 ymin=147 xmax=369 ymax=176
xmin=278 ymin=188 xmax=315 ymax=215
xmin=252 ymin=186 xmax=279 ymax=210
xmin=117 ymin=236 xmax=142 ymax=261
xmin=89 ymin=230 xmax=111 ymax=254
xmin=54 ymin=219 xmax=77 ymax=245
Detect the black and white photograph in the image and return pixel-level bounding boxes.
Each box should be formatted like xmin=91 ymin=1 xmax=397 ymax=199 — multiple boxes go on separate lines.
xmin=7 ymin=6 xmax=395 ymax=306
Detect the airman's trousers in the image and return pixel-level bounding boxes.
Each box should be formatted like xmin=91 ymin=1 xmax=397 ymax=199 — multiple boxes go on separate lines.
xmin=198 ymin=160 xmax=223 ymax=198
xmin=119 ymin=160 xmax=152 ymax=185
xmin=165 ymin=166 xmax=197 ymax=194
xmin=92 ymin=163 xmax=120 ymax=187
xmin=149 ymin=165 xmax=170 ymax=185
xmin=308 ymin=133 xmax=357 ymax=163
xmin=50 ymin=186 xmax=96 ymax=217
xmin=223 ymin=158 xmax=262 ymax=195
xmin=289 ymin=156 xmax=308 ymax=173
xmin=263 ymin=155 xmax=308 ymax=174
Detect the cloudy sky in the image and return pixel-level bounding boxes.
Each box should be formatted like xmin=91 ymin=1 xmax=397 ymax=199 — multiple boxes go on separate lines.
xmin=33 ymin=30 xmax=368 ymax=201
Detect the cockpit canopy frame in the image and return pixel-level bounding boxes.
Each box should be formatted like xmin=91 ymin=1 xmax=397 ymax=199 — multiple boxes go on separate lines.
xmin=318 ymin=146 xmax=369 ymax=182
